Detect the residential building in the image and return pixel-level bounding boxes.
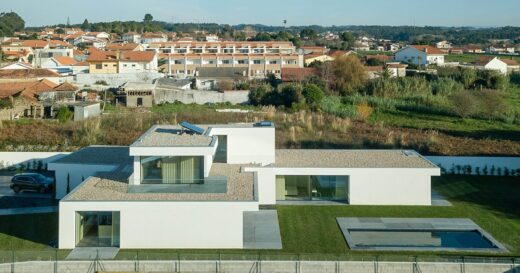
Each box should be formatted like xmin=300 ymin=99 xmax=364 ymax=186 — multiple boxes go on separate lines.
xmin=150 ymin=41 xmax=303 ymax=78
xmin=386 ymin=62 xmax=408 ymax=77
xmin=55 ymin=122 xmax=440 ymax=249
xmin=105 ymin=43 xmax=144 ymax=52
xmin=365 ymin=66 xmax=384 ymax=79
xmin=0 ymin=68 xmax=62 ymax=84
xmin=394 ymin=45 xmax=445 ymax=66
xmin=87 ymin=51 xmax=158 ymax=74
xmin=122 ymin=32 xmax=142 ymax=44
xmin=488 ymin=44 xmax=515 ymax=54
xmin=34 ymin=48 xmax=75 ymax=68
xmin=436 ymin=40 xmax=452 ymax=50
xmin=464 ymin=45 xmax=484 ymax=54
xmin=195 ymin=67 xmax=248 ymax=90
xmin=501 ymin=58 xmax=520 ymax=73
xmin=117 ymin=82 xmax=155 ymax=107
xmin=41 ymin=56 xmax=78 ymax=75
xmin=388 ymin=44 xmax=400 ymax=52
xmin=473 ymin=57 xmax=508 ymax=75
xmin=0 ymin=62 xmax=34 ymax=70
xmin=450 ymin=48 xmax=464 ymax=54
xmin=141 ymin=33 xmax=168 ymax=44
xmin=0 ymin=79 xmax=56 ymax=119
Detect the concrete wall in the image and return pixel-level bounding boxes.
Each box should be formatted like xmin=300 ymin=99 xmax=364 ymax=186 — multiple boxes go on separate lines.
xmin=248 ymin=167 xmax=439 ymax=206
xmin=73 ymin=103 xmax=101 ymax=121
xmin=47 ymin=163 xmax=119 ymax=199
xmin=74 ymin=72 xmax=163 ymax=87
xmin=208 ymin=127 xmax=275 ymax=165
xmin=59 ymin=200 xmax=259 ymax=249
xmin=426 ymin=156 xmax=520 ymax=176
xmin=0 ymin=260 xmax=517 ymax=273
xmin=0 ymin=152 xmax=70 ymax=169
xmin=155 ymin=89 xmax=250 ymax=105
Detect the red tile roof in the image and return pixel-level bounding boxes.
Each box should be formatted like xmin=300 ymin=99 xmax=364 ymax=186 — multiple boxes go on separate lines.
xmin=500 ymin=58 xmax=519 ymax=66
xmin=20 ymin=40 xmax=49 ymax=48
xmin=410 ymin=45 xmax=445 ymax=55
xmin=0 ymin=69 xmax=60 ymax=79
xmin=53 ymin=82 xmax=78 ymax=92
xmin=54 ymin=56 xmax=78 ymax=66
xmin=120 ymin=51 xmax=156 ymax=62
xmin=0 ymin=79 xmax=57 ymax=101
xmin=106 ymin=43 xmax=140 ymax=51
xmin=281 ymin=68 xmax=319 ymax=82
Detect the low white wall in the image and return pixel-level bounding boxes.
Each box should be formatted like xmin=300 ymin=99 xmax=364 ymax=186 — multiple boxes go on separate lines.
xmin=0 ymin=152 xmax=70 ymax=169
xmin=75 ymin=72 xmax=163 ymax=87
xmin=426 ymin=156 xmax=520 ymax=176
xmin=248 ymin=167 xmax=439 ymax=206
xmin=59 ymin=200 xmax=259 ymax=249
xmin=48 ymin=163 xmax=119 ymax=199
xmin=155 ymin=89 xmax=250 ymax=105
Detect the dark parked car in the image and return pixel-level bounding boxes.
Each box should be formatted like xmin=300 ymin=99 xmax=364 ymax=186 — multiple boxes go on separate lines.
xmin=10 ymin=173 xmax=54 ymax=194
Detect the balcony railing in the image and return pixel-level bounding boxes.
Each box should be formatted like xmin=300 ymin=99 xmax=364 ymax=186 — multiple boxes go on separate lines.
xmin=128 ymin=176 xmax=227 ymax=194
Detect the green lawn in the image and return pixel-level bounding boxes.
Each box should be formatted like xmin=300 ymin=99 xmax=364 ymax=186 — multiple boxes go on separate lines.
xmin=278 ymin=175 xmax=520 ymax=256
xmin=0 ymin=176 xmax=519 ymax=259
xmin=445 ymin=53 xmax=520 ymax=63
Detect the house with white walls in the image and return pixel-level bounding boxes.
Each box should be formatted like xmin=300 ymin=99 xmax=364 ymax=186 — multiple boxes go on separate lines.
xmin=56 ymin=122 xmax=440 ymax=249
xmin=395 ymin=45 xmax=445 ymax=66
xmin=473 ymin=57 xmax=509 ymax=75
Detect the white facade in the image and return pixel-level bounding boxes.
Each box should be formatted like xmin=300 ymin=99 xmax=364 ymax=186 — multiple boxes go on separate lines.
xmin=34 ymin=48 xmax=74 ymax=68
xmin=476 ymin=57 xmax=508 ymax=75
xmin=395 ymin=46 xmax=445 ymax=66
xmin=119 ymin=55 xmax=159 ymax=73
xmin=59 ymin=200 xmax=258 ymax=249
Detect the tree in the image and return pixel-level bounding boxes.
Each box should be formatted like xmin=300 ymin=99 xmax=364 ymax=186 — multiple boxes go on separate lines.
xmin=57 ymin=106 xmax=73 ymax=123
xmin=249 ymin=84 xmax=270 ymax=106
xmin=280 ymin=84 xmax=304 ymax=108
xmin=81 ymin=19 xmax=91 ymax=31
xmin=331 ymin=55 xmax=367 ymax=95
xmin=340 ymin=32 xmax=355 ymax=49
xmin=0 ymin=12 xmax=25 ymax=36
xmin=143 ymin=14 xmax=154 ymax=23
xmin=302 ymin=84 xmax=325 ymax=109
xmin=300 ymin=28 xmax=317 ymax=40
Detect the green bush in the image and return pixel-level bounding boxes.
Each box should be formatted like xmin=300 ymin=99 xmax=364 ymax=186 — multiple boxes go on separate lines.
xmin=302 ymin=84 xmax=325 ymax=109
xmin=248 ymin=84 xmax=270 ymax=106
xmin=57 ymin=107 xmax=73 ymax=123
xmin=320 ymin=96 xmax=358 ymax=119
xmin=0 ymin=99 xmax=13 ymax=109
xmin=431 ymin=78 xmax=464 ymax=96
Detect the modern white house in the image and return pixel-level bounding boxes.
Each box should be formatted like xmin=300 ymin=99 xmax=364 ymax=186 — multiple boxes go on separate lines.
xmin=395 ymin=45 xmax=445 ymax=66
xmin=472 ymin=57 xmax=509 ymax=75
xmin=56 ymin=122 xmax=440 ymax=249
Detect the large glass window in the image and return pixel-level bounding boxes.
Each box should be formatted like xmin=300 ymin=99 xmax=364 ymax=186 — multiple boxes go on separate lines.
xmin=276 ymin=175 xmax=349 ymax=201
xmin=214 ymin=135 xmax=227 ymax=163
xmin=141 ymin=156 xmax=203 ymax=184
xmin=75 ymin=212 xmax=120 ymax=247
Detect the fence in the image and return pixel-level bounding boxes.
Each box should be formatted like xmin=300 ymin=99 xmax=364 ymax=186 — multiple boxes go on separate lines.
xmin=0 ymin=250 xmax=518 ymax=273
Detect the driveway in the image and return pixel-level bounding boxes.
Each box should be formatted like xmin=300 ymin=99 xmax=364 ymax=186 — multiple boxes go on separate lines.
xmin=0 ymin=175 xmax=56 ymax=212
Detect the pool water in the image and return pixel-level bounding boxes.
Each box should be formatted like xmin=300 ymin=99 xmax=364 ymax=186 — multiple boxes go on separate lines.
xmin=349 ymin=230 xmax=497 ymax=249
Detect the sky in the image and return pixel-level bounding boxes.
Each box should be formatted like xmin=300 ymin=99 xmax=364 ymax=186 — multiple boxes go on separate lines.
xmin=3 ymin=0 xmax=520 ymax=27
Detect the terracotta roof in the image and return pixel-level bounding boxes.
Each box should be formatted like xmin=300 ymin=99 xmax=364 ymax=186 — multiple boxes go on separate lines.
xmin=20 ymin=40 xmax=49 ymax=48
xmin=49 ymin=40 xmax=72 ymax=48
xmin=73 ymin=61 xmax=89 ymax=66
xmin=328 ymin=50 xmax=353 ymax=58
xmin=106 ymin=43 xmax=140 ymax=51
xmin=387 ymin=63 xmax=407 ymax=68
xmin=73 ymin=49 xmax=85 ymax=56
xmin=410 ymin=45 xmax=445 ymax=55
xmin=304 ymin=53 xmax=327 ymax=60
xmin=475 ymin=56 xmax=495 ymax=66
xmin=53 ymin=56 xmax=78 ymax=66
xmin=0 ymin=69 xmax=60 ymax=79
xmin=120 ymin=51 xmax=156 ymax=62
xmin=87 ymin=51 xmax=119 ymax=62
xmin=0 ymin=79 xmax=57 ymax=101
xmin=281 ymin=67 xmax=319 ymax=82
xmin=53 ymin=82 xmax=78 ymax=92
xmin=500 ymin=58 xmax=519 ymax=66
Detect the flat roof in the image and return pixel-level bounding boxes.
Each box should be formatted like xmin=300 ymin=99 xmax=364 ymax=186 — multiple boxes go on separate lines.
xmin=64 ymin=163 xmax=254 ymax=202
xmin=273 ymin=149 xmax=438 ymax=169
xmin=50 ymin=146 xmax=132 ymax=166
xmin=131 ymin=123 xmax=274 ymax=148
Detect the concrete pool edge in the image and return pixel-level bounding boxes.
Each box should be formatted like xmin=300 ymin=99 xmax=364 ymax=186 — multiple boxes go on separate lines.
xmin=337 ymin=217 xmax=508 ymax=253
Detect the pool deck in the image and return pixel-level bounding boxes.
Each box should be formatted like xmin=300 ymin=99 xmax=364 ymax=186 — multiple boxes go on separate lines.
xmin=337 ymin=217 xmax=508 ymax=253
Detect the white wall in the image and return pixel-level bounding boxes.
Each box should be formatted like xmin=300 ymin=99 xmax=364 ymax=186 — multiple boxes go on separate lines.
xmin=48 ymin=163 xmax=119 ymax=199
xmin=426 ymin=156 xmax=520 ymax=176
xmin=0 ymin=152 xmax=70 ymax=169
xmin=246 ymin=167 xmax=440 ymax=206
xmin=395 ymin=47 xmax=427 ymax=65
xmin=59 ymin=200 xmax=258 ymax=249
xmin=208 ymin=127 xmax=275 ymax=165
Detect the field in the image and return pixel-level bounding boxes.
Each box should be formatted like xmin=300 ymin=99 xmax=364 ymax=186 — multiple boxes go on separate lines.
xmin=445 ymin=53 xmax=520 ymax=64
xmin=0 ymin=175 xmax=519 ymax=259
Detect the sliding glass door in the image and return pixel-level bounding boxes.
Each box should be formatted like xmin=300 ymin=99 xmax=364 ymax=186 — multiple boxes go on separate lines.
xmin=141 ymin=156 xmax=203 ymax=184
xmin=75 ymin=212 xmax=120 ymax=247
xmin=276 ymin=175 xmax=349 ymax=202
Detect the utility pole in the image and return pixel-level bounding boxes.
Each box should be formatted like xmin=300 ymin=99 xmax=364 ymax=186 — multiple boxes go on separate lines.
xmin=67 ymin=16 xmax=70 ymax=26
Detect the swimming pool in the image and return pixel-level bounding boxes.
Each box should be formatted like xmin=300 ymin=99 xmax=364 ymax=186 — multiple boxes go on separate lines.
xmin=348 ymin=229 xmax=497 ymax=249
xmin=337 ymin=218 xmax=507 ymax=252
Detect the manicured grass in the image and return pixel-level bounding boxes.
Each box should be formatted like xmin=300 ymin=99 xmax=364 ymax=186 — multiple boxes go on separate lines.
xmin=1 ymin=176 xmax=519 ymax=259
xmin=277 ymin=175 xmax=520 ymax=256
xmin=445 ymin=53 xmax=520 ymax=63
xmin=0 ymin=213 xmax=58 ymax=250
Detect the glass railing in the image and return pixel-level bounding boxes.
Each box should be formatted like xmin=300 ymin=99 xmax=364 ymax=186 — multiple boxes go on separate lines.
xmin=128 ymin=176 xmax=228 ymax=194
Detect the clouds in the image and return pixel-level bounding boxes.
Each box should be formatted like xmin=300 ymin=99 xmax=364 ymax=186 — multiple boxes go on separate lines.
xmin=2 ymin=0 xmax=520 ymax=27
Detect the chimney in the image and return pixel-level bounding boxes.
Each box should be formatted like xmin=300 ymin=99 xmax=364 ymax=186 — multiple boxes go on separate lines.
xmin=424 ymin=48 xmax=428 ymax=53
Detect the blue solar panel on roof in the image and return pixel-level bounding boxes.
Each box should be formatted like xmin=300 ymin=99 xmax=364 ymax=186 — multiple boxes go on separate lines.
xmin=180 ymin=121 xmax=205 ymax=135
xmin=254 ymin=121 xmax=273 ymax=127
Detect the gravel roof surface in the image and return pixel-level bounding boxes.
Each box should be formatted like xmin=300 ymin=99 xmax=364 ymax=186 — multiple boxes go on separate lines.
xmin=131 ymin=125 xmax=215 ymax=147
xmin=65 ymin=163 xmax=254 ymax=201
xmin=273 ymin=149 xmax=437 ymax=168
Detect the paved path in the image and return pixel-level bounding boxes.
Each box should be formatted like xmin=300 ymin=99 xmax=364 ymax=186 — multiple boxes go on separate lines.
xmin=0 ymin=206 xmax=58 ymax=216
xmin=243 ymin=210 xmax=283 ymax=249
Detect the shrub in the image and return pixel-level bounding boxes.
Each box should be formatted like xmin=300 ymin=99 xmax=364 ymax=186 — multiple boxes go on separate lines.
xmin=302 ymin=84 xmax=325 ymax=109
xmin=234 ymin=81 xmax=250 ymax=90
xmin=320 ymin=96 xmax=358 ymax=119
xmin=475 ymin=89 xmax=508 ymax=120
xmin=331 ymin=55 xmax=367 ymax=95
xmin=248 ymin=84 xmax=270 ymax=106
xmin=356 ymin=101 xmax=373 ymax=121
xmin=279 ymin=84 xmax=305 ymax=108
xmin=450 ymin=90 xmax=477 ymax=118
xmin=215 ymin=80 xmax=234 ymax=91
xmin=94 ymin=80 xmax=108 ymax=86
xmin=431 ymin=78 xmax=464 ymax=96
xmin=0 ymin=99 xmax=13 ymax=109
xmin=57 ymin=106 xmax=73 ymax=123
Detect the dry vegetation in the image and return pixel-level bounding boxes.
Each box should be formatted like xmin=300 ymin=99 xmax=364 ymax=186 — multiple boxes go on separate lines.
xmin=1 ymin=107 xmax=519 ymax=156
